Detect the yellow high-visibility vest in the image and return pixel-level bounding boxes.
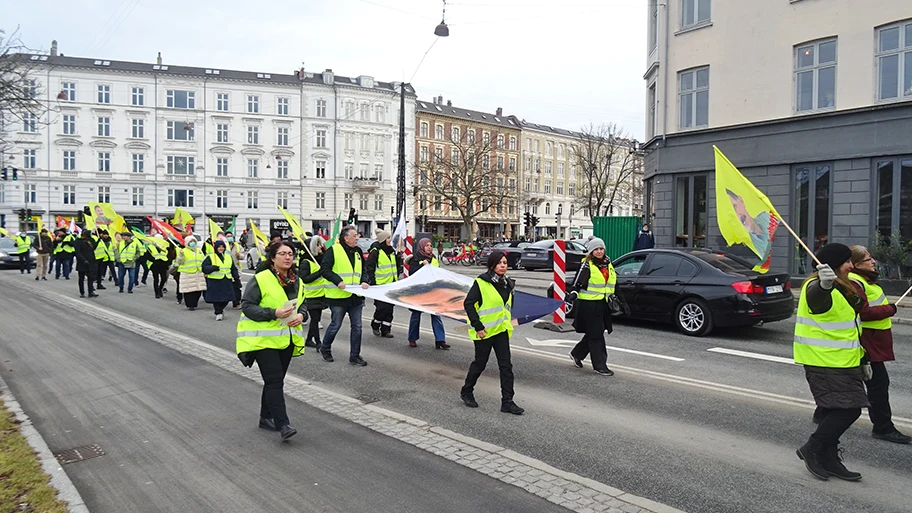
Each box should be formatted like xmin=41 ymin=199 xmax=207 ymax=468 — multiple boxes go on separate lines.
xmin=373 ymin=248 xmax=398 ymax=285
xmin=577 ymin=261 xmax=617 ymax=302
xmin=793 ymin=279 xmax=864 ymax=368
xmin=325 ymin=243 xmax=362 ymax=299
xmin=848 ymin=272 xmax=891 ymax=331
xmin=236 ymin=271 xmax=305 ymax=356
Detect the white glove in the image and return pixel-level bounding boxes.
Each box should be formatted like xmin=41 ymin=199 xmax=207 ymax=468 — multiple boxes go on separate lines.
xmin=816 ymin=264 xmax=836 ymax=290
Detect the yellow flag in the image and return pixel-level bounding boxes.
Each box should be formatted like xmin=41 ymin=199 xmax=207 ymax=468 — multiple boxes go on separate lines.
xmin=87 ymin=203 xmax=118 ymax=230
xmin=208 ymin=217 xmax=225 ymax=242
xmin=36 ymin=218 xmax=45 ymax=235
xmin=277 ymin=205 xmax=306 ymax=243
xmin=0 ymin=227 xmax=9 ymax=237
xmin=714 ymin=146 xmax=781 ymax=273
xmin=172 ymin=208 xmax=194 ymax=230
xmin=248 ymin=219 xmax=269 ymax=254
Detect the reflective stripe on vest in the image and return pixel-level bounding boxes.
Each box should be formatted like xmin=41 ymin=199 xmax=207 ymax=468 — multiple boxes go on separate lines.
xmin=15 ymin=236 xmax=30 ymax=254
xmin=325 ymin=244 xmax=362 ymax=299
xmin=118 ymin=240 xmax=139 ymax=263
xmin=848 ymin=272 xmax=892 ymax=331
xmin=178 ymin=247 xmax=204 ymax=273
xmin=62 ymin=235 xmax=75 ymax=253
xmin=468 ymin=278 xmax=514 ymax=341
xmin=236 ymin=271 xmax=305 ymax=356
xmin=577 ymin=261 xmax=617 ymax=301
xmin=206 ymin=252 xmax=233 ymax=279
xmin=793 ymin=279 xmax=863 ymax=368
xmin=147 ymin=245 xmax=168 ymax=261
xmin=92 ymin=236 xmax=108 ymax=261
xmin=374 ymin=249 xmax=398 ymax=285
xmin=304 ymin=260 xmax=331 ymax=298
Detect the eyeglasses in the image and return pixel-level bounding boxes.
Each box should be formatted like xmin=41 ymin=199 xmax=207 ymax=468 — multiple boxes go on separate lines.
xmin=862 ymin=257 xmax=875 ymax=263
xmin=276 ymin=251 xmax=294 ymax=257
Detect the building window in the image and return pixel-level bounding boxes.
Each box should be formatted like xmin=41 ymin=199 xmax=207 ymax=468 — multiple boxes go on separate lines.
xmin=316 ymin=160 xmax=327 ymax=179
xmin=375 ymin=137 xmax=384 ymax=153
xmin=483 ymin=132 xmax=491 ymax=146
xmin=216 ymin=157 xmax=229 ymax=177
xmin=132 ymin=187 xmax=144 ymax=207
xmin=131 ymin=87 xmax=144 ymax=106
xmin=876 ymin=21 xmax=912 ymax=101
xmin=277 ymin=191 xmax=288 ymax=209
xmin=795 ymin=39 xmax=837 ymax=112
xmin=496 ymin=156 xmax=504 ymax=170
xmin=434 ymin=195 xmax=442 ymax=211
xmin=62 ymin=114 xmax=76 ymax=135
xmin=216 ymin=123 xmax=229 ymax=143
xmin=167 ymin=121 xmax=194 ymax=141
xmin=166 ymin=90 xmax=195 ymax=109
xmin=344 ymin=193 xmax=353 ymax=210
xmin=419 ymin=194 xmax=427 ymax=210
xmin=277 ymin=97 xmax=289 ymax=115
xmin=345 ymin=101 xmax=355 ymax=118
xmin=374 ymin=194 xmax=383 ymax=211
xmin=509 ymin=157 xmax=516 ymax=171
xmin=545 ymin=203 xmax=551 ymax=215
xmin=420 ymin=146 xmax=429 ymax=162
xmin=247 ymin=190 xmax=259 ymax=209
xmin=874 ymin=157 xmax=912 ymax=244
xmin=360 ymin=194 xmax=369 ymax=210
xmin=97 ymin=84 xmax=111 ymax=104
xmin=316 ymin=99 xmax=327 ymax=117
xmin=435 ymin=124 xmax=443 ymax=140
xmin=217 ymin=93 xmax=229 ymax=112
xmin=276 ymin=159 xmax=288 ymax=179
xmin=247 ymin=125 xmax=259 ymax=144
xmin=468 ymin=130 xmax=476 ymax=144
xmin=167 ymin=189 xmax=194 ymax=208
xmin=132 ymin=153 xmax=144 ymax=173
xmin=97 ymin=116 xmax=111 ymax=137
xmin=497 ymin=134 xmax=504 ymax=148
xmin=247 ymin=95 xmax=259 ymax=113
xmin=63 ymin=151 xmax=76 ymax=171
xmin=360 ymin=133 xmax=369 ymax=151
xmin=276 ymin=127 xmax=289 ymax=146
xmin=63 ymin=185 xmax=76 ymax=205
xmin=62 ymin=82 xmax=76 ymax=102
xmin=793 ymin=163 xmax=831 ymax=275
xmin=216 ymin=189 xmax=229 ymax=209
xmin=375 ymin=105 xmax=385 ymax=123
xmin=509 ymin=178 xmax=516 ymax=191
xmin=131 ymin=118 xmax=144 ymax=138
xmin=247 ymin=159 xmax=259 ymax=178
xmin=674 ymin=174 xmax=707 ymax=248
xmin=344 ymin=162 xmax=353 ymax=179
xmin=544 ymin=180 xmax=552 ymax=194
xmin=557 ymin=162 xmax=565 ymax=176
xmin=569 ymin=182 xmax=575 ymax=196
xmin=167 ymin=156 xmax=195 ymax=175
xmin=678 ymin=66 xmax=709 ymax=129
xmin=545 ymin=162 xmax=552 ymax=175
xmin=97 ymin=152 xmax=111 ymax=172
xmin=359 ymin=163 xmax=368 ymax=178
xmin=680 ymin=0 xmax=710 ymax=29
xmin=97 ymin=185 xmax=110 ymax=203
xmin=360 ymin=103 xmax=369 ymax=121
xmin=20 ymin=112 xmax=37 ymax=133
xmin=374 ymin=164 xmax=383 ymax=180
xmin=482 ymin=155 xmax=490 ymax=169
xmin=22 ymin=149 xmax=36 ymax=169
xmin=23 ymin=183 xmax=36 ymax=203
xmin=648 ymin=83 xmax=657 ymax=139
xmin=316 ymin=192 xmax=326 ymax=209
xmin=420 ymin=122 xmax=428 ymax=138
xmin=557 ymin=182 xmax=564 ymax=195
xmin=451 ymin=127 xmax=460 ymax=142
xmin=316 ymin=129 xmax=327 ymax=148
xmin=509 ymin=136 xmax=516 ymax=150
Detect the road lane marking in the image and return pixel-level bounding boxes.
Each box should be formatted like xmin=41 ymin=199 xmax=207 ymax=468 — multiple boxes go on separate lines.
xmin=707 ymin=347 xmax=796 ymax=365
xmin=525 ymin=337 xmax=685 ymax=362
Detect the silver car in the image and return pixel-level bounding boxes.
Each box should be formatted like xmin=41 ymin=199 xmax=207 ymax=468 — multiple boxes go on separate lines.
xmin=0 ymin=237 xmax=38 ymax=269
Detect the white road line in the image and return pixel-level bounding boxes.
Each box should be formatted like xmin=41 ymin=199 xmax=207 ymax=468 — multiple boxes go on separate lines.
xmin=606 ymin=345 xmax=685 ymax=362
xmin=707 ymin=347 xmax=796 ymax=365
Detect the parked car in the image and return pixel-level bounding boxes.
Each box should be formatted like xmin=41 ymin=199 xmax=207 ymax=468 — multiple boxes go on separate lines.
xmin=245 ymin=246 xmax=261 ymax=270
xmin=357 ymin=238 xmax=374 ymax=259
xmin=550 ymin=248 xmax=795 ymax=336
xmin=520 ymin=239 xmax=587 ymax=271
xmin=0 ymin=237 xmax=37 ymax=269
xmin=477 ymin=241 xmax=531 ymax=269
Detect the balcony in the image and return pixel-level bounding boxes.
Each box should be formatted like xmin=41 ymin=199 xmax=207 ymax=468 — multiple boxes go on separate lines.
xmin=352 ymin=177 xmax=380 ymax=191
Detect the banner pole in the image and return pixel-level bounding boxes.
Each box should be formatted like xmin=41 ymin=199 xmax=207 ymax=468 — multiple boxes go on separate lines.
xmin=894 ymin=282 xmax=912 ymax=306
xmin=776 ymin=216 xmax=821 ymax=267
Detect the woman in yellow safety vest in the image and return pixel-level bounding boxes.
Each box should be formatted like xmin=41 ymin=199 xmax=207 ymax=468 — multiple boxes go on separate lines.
xmin=301 ymin=236 xmax=330 ymax=348
xmin=202 ymin=240 xmax=239 ymax=321
xmin=847 ymin=245 xmax=910 ymax=445
xmin=568 ymin=237 xmax=617 ymax=376
xmin=794 ymin=243 xmax=868 ymax=481
xmin=365 ymin=229 xmax=402 ymax=338
xmin=237 ymin=241 xmax=308 ymax=442
xmin=175 ymin=235 xmax=207 ymax=310
xmin=460 ymin=250 xmax=524 ymax=415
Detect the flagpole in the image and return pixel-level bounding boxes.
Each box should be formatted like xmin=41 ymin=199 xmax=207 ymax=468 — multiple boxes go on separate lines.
xmin=895 ymin=283 xmax=912 ymax=306
xmin=776 ymin=217 xmax=822 ymax=267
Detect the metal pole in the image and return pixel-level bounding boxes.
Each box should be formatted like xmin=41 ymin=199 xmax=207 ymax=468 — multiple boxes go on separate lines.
xmin=396 ymin=83 xmax=407 ymax=220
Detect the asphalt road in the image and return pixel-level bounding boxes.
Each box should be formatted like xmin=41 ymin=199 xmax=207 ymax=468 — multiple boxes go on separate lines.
xmin=3 ymin=268 xmax=912 ymax=512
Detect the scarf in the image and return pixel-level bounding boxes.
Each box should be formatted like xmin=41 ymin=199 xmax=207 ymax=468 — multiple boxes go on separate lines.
xmin=854 ymin=268 xmax=878 ymax=283
xmin=418 ymin=237 xmax=433 ymax=258
xmin=590 ymin=256 xmax=610 ymax=281
xmin=271 ymin=265 xmax=297 ymax=287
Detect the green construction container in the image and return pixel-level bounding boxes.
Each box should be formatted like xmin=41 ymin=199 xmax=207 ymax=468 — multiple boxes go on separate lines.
xmin=592 ymin=216 xmax=642 ymax=260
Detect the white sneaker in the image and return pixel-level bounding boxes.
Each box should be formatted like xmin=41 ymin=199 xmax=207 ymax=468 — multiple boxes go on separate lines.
xmin=216 ymin=314 xmax=224 ymax=321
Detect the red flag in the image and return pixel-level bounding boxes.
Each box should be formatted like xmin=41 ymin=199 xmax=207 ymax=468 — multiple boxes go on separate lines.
xmin=147 ymin=217 xmax=184 ymax=245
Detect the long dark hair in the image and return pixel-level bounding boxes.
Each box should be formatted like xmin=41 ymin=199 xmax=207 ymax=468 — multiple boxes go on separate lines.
xmin=255 ymin=241 xmax=297 ymax=274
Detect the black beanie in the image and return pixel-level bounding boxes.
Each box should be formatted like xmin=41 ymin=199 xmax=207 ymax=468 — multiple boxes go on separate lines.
xmin=815 ymin=243 xmax=851 ymax=269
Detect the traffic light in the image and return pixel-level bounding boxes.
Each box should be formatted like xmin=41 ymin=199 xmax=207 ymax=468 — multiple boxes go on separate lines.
xmin=11 ymin=168 xmax=18 ymax=181
xmin=523 ymin=212 xmax=531 ymax=225
xmin=347 ymin=208 xmax=356 ymax=225
xmin=531 ymin=215 xmax=540 ymax=227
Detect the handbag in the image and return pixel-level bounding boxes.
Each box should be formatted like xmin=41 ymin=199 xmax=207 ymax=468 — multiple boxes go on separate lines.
xmin=607 ymin=294 xmax=629 ymax=316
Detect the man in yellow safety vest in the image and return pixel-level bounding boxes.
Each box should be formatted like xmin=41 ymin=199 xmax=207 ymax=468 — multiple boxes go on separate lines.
xmin=318 ymin=225 xmax=370 ymax=366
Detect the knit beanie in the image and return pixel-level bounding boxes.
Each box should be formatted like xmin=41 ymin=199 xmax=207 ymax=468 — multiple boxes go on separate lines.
xmin=375 ymin=228 xmax=391 ymax=244
xmin=586 ymin=237 xmax=606 ymax=253
xmin=815 ymin=243 xmax=851 ymax=269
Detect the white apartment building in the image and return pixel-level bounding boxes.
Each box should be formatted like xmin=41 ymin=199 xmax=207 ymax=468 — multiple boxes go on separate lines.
xmin=0 ymin=46 xmax=415 ymax=238
xmin=643 ymin=0 xmax=912 ymax=275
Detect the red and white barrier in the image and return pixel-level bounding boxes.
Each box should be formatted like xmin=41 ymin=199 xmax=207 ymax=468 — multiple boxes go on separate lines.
xmin=553 ymin=239 xmax=567 ymax=324
xmin=404 ymin=236 xmax=413 ymax=278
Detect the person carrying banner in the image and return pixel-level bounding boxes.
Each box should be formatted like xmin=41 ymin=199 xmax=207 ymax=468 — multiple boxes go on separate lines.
xmin=73 ymin=229 xmax=98 ymax=298
xmin=794 ymin=243 xmax=868 ymax=481
xmin=568 ymin=237 xmax=617 ymax=376
xmin=846 ymin=246 xmax=910 ymax=445
xmin=319 ymin=225 xmax=369 ymax=366
xmin=175 ymin=235 xmax=207 ymax=310
xmin=364 ymin=229 xmax=402 ymax=338
xmin=33 ymin=228 xmax=52 ymax=280
xmin=202 ymin=240 xmax=239 ymax=321
xmin=461 ymin=251 xmax=524 ymax=415
xmin=406 ymin=237 xmax=449 ymax=349
xmin=301 ymin=236 xmax=329 ymax=348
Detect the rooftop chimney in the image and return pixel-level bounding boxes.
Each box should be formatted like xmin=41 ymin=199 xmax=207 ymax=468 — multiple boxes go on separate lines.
xmin=437 ymin=95 xmax=443 ymax=105
xmin=446 ymin=100 xmax=452 ymax=107
xmin=496 ymin=107 xmax=502 ymax=117
xmin=156 ymin=52 xmax=162 ymax=65
xmin=50 ymin=40 xmax=58 ymax=57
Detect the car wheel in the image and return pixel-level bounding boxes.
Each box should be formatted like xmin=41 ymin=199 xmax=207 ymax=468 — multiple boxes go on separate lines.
xmin=246 ymin=254 xmax=254 ymax=270
xmin=674 ymin=298 xmax=713 ymax=336
xmin=514 ymin=257 xmax=524 ymax=270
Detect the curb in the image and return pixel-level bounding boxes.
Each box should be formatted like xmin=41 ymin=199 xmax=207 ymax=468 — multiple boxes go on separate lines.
xmin=0 ymin=373 xmax=90 ymax=513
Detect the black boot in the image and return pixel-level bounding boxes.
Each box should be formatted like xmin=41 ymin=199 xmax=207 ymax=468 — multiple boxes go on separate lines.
xmin=796 ymin=438 xmax=829 ymax=480
xmin=435 ymin=341 xmax=451 ymax=350
xmin=461 ymin=391 xmax=478 ymax=408
xmin=821 ymin=443 xmax=862 ymax=481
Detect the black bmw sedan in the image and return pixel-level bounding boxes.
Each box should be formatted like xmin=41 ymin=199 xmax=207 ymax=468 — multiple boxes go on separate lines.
xmin=477 ymin=241 xmax=531 ymax=269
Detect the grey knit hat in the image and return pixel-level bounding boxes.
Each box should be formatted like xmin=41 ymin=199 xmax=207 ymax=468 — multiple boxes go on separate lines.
xmin=586 ymin=237 xmax=606 ymax=253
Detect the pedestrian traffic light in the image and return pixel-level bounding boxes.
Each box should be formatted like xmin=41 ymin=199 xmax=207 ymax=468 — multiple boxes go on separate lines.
xmin=1 ymin=168 xmax=6 ymax=181
xmin=11 ymin=168 xmax=18 ymax=181
xmin=523 ymin=212 xmax=531 ymax=225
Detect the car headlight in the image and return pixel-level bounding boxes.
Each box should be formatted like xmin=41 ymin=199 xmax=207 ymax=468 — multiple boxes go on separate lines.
xmin=0 ymin=251 xmax=6 ymax=258
xmin=30 ymin=251 xmax=38 ymax=257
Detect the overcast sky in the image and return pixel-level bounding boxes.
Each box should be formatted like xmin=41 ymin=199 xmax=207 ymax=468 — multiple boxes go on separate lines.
xmin=6 ymin=0 xmax=647 ymax=139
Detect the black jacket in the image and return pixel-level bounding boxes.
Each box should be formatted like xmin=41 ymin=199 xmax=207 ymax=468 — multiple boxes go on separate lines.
xmin=73 ymin=237 xmax=96 ymax=272
xmin=320 ymin=240 xmax=364 ymax=306
xmin=633 ymin=230 xmax=655 ymax=251
xmin=363 ymin=242 xmax=402 ymax=285
xmin=464 ymin=271 xmax=515 ymax=333
xmin=571 ymin=258 xmax=616 ymax=336
xmin=408 ymin=252 xmax=437 ymax=275
xmin=33 ymin=234 xmax=53 ymax=254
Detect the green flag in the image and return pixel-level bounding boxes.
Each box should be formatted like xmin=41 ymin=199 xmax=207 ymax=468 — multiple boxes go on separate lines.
xmin=226 ymin=216 xmax=236 ymax=235
xmin=325 ymin=212 xmax=343 ymax=247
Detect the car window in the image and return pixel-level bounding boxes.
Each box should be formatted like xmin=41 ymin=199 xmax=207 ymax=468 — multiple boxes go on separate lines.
xmin=531 ymin=240 xmax=552 ymax=249
xmin=642 ymin=254 xmax=685 ymax=277
xmin=614 ymin=255 xmax=647 ymax=277
xmin=688 ymin=252 xmax=753 ymax=273
xmin=678 ymin=258 xmax=698 ymax=276
xmin=0 ymin=239 xmax=15 ymax=249
xmin=567 ymin=241 xmax=587 ymax=252
xmin=517 ymin=242 xmax=530 ymax=248
xmin=495 ymin=242 xmax=512 ymax=248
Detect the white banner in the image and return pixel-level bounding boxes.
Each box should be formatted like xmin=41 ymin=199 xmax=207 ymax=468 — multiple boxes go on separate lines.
xmin=355 ymin=264 xmax=473 ymax=321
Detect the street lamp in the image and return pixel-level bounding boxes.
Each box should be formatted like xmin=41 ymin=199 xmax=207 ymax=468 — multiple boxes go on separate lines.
xmin=434 ymin=0 xmax=450 ymax=37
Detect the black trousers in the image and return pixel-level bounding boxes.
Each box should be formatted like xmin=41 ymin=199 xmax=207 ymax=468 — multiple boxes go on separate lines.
xmin=866 ymin=362 xmax=895 ymax=435
xmin=461 ymin=331 xmax=514 ymax=403
xmin=570 ymin=332 xmax=609 ymax=371
xmin=811 ymin=407 xmax=862 ymax=446
xmin=254 ymin=342 xmax=295 ymax=429
xmin=174 ymin=273 xmax=182 ymax=302
xmin=140 ymin=260 xmax=151 ymax=284
xmin=18 ymin=253 xmax=30 ymax=273
xmin=151 ymin=262 xmax=168 ymax=298
xmin=307 ymin=307 xmax=323 ymax=344
xmin=232 ymin=280 xmax=242 ymax=307
xmin=96 ymin=261 xmax=108 ymax=286
xmin=183 ymin=291 xmax=202 ymax=308
xmin=213 ymin=301 xmax=229 ymax=315
xmin=371 ymin=300 xmax=395 ymax=334
xmin=78 ymin=269 xmax=95 ymax=296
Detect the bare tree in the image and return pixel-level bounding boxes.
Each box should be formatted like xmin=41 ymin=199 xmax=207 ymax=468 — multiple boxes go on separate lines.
xmin=0 ymin=28 xmax=49 ymax=158
xmin=415 ymin=130 xmax=514 ymax=239
xmin=570 ymin=123 xmax=640 ymax=222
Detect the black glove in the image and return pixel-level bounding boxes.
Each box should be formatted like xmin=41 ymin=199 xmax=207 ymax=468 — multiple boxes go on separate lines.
xmin=300 ymin=310 xmax=309 ymax=324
